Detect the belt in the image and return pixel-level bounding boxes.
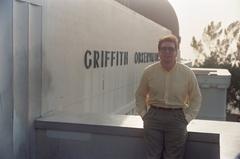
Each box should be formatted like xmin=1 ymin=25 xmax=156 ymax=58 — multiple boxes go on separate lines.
xmin=150 ymin=105 xmax=182 ymax=110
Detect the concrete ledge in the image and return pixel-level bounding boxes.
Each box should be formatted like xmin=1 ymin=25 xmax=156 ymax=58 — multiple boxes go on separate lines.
xmin=35 ymin=112 xmax=222 ymax=159
xmin=35 ymin=112 xmax=143 ymax=137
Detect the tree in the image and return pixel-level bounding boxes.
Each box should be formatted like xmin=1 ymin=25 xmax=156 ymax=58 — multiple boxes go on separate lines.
xmin=191 ymin=21 xmax=240 ymax=111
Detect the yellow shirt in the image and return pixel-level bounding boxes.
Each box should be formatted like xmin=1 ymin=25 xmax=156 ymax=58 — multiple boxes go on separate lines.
xmin=135 ymin=62 xmax=202 ymax=123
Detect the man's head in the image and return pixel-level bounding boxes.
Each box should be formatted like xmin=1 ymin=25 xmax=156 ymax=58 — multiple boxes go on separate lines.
xmin=158 ymin=34 xmax=179 ymax=51
xmin=158 ymin=34 xmax=179 ymax=71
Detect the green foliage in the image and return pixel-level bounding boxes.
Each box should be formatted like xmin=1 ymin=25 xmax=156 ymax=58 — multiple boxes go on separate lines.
xmin=192 ymin=21 xmax=240 ymax=67
xmin=191 ymin=21 xmax=240 ymax=110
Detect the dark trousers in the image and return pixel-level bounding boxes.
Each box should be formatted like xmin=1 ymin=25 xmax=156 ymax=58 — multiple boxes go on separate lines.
xmin=143 ymin=107 xmax=188 ymax=159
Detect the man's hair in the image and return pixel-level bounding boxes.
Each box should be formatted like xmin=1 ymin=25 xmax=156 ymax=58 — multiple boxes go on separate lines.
xmin=158 ymin=34 xmax=179 ymax=51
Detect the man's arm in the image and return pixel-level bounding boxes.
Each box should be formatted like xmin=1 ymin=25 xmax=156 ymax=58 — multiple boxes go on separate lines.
xmin=135 ymin=70 xmax=149 ymax=119
xmin=184 ymin=71 xmax=202 ymax=123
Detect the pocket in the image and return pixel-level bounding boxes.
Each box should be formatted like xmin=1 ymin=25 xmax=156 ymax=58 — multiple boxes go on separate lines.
xmin=174 ymin=110 xmax=188 ymax=125
xmin=143 ymin=107 xmax=153 ymax=120
xmin=181 ymin=110 xmax=188 ymax=125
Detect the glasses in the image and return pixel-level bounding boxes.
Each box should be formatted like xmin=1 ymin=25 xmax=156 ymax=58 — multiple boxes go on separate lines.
xmin=159 ymin=47 xmax=176 ymax=53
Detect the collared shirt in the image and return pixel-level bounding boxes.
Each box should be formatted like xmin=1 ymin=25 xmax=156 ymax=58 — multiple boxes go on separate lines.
xmin=135 ymin=62 xmax=202 ymax=123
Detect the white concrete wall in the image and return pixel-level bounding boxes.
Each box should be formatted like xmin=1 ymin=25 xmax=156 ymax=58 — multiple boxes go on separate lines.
xmin=192 ymin=68 xmax=231 ymax=120
xmin=13 ymin=1 xmax=42 ymax=159
xmin=42 ymin=0 xmax=170 ymax=115
xmin=0 ymin=1 xmax=43 ymax=159
xmin=0 ymin=1 xmax=14 ymax=159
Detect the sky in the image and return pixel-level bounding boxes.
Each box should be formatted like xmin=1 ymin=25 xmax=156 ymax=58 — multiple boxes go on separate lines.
xmin=168 ymin=0 xmax=240 ymax=60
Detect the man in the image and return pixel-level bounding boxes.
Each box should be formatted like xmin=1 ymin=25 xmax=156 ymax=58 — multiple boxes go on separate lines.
xmin=135 ymin=34 xmax=202 ymax=159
